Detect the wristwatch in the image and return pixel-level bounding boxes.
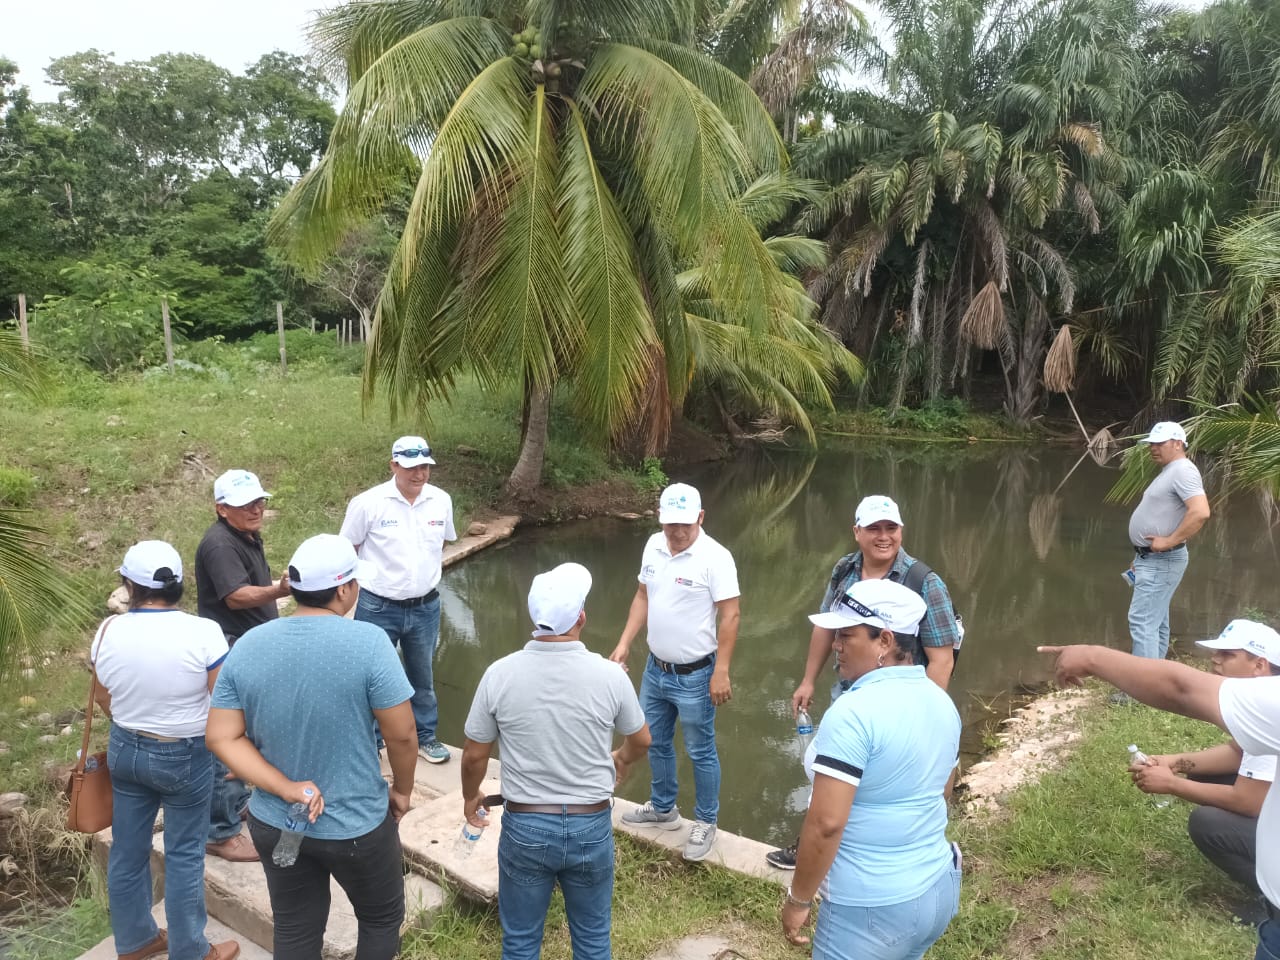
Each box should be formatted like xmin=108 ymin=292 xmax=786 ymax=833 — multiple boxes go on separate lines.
xmin=785 ymin=886 xmax=812 ymax=908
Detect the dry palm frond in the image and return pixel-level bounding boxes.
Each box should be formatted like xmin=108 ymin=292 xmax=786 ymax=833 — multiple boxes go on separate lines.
xmin=960 ymin=280 xmax=1005 ymax=349
xmin=1028 ymin=492 xmax=1061 ymax=561
xmin=1043 ymin=323 xmax=1076 ymax=393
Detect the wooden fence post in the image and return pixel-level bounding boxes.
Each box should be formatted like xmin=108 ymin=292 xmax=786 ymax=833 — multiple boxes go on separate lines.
xmin=161 ymin=297 xmax=175 ymax=373
xmin=17 ymin=293 xmax=29 ymax=350
xmin=310 ymin=317 xmax=316 ymax=335
xmin=276 ymin=302 xmax=287 ymax=375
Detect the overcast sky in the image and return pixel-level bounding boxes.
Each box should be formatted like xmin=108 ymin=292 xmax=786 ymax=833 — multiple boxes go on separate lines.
xmin=6 ymin=0 xmax=323 ymax=101
xmin=8 ymin=0 xmax=1208 ymax=104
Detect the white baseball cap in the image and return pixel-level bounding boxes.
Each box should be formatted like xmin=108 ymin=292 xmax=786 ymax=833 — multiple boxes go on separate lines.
xmin=855 ymin=495 xmax=903 ymax=527
xmin=810 ymin=578 xmax=927 ymax=633
xmin=1142 ymin=421 xmax=1187 ymax=444
xmin=528 ymin=562 xmax=593 ymax=637
xmin=658 ymin=483 xmax=702 ymax=524
xmin=214 ymin=469 xmax=272 ymax=507
xmin=119 ymin=540 xmax=183 ymax=588
xmin=286 ymin=534 xmax=374 ymax=592
xmin=1196 ymin=619 xmax=1280 ymax=668
xmin=392 ymin=435 xmax=436 ymax=467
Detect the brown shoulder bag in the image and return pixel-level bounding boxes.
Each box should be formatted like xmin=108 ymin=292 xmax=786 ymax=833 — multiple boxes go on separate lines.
xmin=66 ymin=617 xmax=116 ymax=833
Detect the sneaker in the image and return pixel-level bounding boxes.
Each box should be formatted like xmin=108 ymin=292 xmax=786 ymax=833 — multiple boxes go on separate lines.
xmin=620 ymin=801 xmax=681 ymax=830
xmin=418 ymin=740 xmax=451 ymax=764
xmin=1108 ymin=691 xmax=1134 ymax=706
xmin=684 ymin=821 xmax=717 ymax=861
xmin=765 ymin=839 xmax=799 ymax=870
xmin=205 ymin=832 xmax=259 ymax=862
xmin=118 ymin=930 xmax=167 ymax=960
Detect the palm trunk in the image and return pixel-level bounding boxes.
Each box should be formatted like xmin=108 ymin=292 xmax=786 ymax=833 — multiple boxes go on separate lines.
xmin=506 ymin=382 xmax=552 ymax=498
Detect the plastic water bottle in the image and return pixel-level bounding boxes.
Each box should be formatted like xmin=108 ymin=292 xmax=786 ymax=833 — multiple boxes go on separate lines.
xmin=272 ymin=789 xmax=315 ymax=867
xmin=456 ymin=807 xmax=487 ymax=858
xmin=1128 ymin=744 xmax=1152 ymax=766
xmin=796 ymin=708 xmax=815 ymax=757
xmin=1128 ymin=745 xmax=1171 ymax=807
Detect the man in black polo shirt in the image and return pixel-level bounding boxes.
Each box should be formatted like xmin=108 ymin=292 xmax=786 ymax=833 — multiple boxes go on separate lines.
xmin=195 ymin=468 xmax=289 ymax=862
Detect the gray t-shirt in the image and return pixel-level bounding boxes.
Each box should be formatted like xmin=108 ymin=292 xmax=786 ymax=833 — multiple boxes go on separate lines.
xmin=1128 ymin=458 xmax=1205 ymax=548
xmin=464 ymin=639 xmax=646 ymax=804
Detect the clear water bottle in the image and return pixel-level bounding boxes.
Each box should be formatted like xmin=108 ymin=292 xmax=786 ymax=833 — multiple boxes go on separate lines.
xmin=456 ymin=807 xmax=487 ymax=858
xmin=272 ymin=789 xmax=315 ymax=868
xmin=796 ymin=708 xmax=815 ymax=757
xmin=1128 ymin=744 xmax=1152 ymax=766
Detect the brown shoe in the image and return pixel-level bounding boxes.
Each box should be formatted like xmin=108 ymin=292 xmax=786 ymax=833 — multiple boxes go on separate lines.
xmin=204 ymin=941 xmax=240 ymax=960
xmin=206 ymin=833 xmax=259 ymax=862
xmin=119 ymin=930 xmax=168 ymax=960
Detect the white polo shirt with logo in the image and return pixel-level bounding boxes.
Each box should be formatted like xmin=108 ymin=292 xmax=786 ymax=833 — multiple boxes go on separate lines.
xmin=339 ymin=479 xmax=457 ymax=601
xmin=639 ymin=528 xmax=739 ymax=664
xmin=1220 ymin=675 xmax=1280 ymax=909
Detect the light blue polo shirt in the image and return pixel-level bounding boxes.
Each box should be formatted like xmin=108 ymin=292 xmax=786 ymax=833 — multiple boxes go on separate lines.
xmin=211 ymin=616 xmax=413 ymax=840
xmin=805 ymin=665 xmax=961 ymax=906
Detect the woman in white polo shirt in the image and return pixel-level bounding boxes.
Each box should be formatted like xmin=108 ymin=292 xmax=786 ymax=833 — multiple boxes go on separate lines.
xmin=91 ymin=541 xmax=238 ymax=960
xmin=780 ymin=578 xmax=962 ymax=960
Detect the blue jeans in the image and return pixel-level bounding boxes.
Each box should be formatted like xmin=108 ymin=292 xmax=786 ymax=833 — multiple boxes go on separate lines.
xmin=497 ymin=809 xmax=614 ymax=960
xmin=108 ymin=727 xmax=215 ymax=960
xmin=1127 ymin=546 xmax=1189 ymax=659
xmin=1258 ymin=917 xmax=1280 ymax=960
xmin=208 ymin=752 xmax=250 ymax=843
xmin=639 ymin=655 xmax=719 ymax=824
xmin=355 ymin=591 xmax=441 ymax=744
xmin=813 ymin=866 xmax=961 ymax=960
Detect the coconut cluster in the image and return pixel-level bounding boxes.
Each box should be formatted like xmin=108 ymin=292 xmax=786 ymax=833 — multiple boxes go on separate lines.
xmin=510 ymin=26 xmax=544 ymax=60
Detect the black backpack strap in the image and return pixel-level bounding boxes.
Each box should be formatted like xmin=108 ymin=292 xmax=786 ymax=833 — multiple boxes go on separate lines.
xmin=829 ymin=553 xmax=859 ymax=596
xmin=900 ymin=558 xmax=933 ymax=597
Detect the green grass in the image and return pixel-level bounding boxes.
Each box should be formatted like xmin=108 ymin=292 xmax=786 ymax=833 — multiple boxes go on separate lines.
xmin=818 ymin=398 xmax=1035 ymax=441
xmin=0 ymin=898 xmax=110 ymax=960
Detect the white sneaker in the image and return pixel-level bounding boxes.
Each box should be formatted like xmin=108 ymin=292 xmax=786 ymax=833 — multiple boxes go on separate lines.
xmin=621 ymin=801 xmax=681 ymax=830
xmin=684 ymin=821 xmax=717 ymax=861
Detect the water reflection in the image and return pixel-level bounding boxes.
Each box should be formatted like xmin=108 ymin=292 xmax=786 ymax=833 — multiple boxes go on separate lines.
xmin=432 ymin=443 xmax=1280 ymax=845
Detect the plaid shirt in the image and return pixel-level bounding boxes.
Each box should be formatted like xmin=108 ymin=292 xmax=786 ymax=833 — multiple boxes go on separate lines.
xmin=820 ymin=548 xmax=960 ymax=665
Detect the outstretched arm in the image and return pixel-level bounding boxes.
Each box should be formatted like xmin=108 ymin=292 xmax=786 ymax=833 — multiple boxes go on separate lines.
xmin=1038 ymin=645 xmax=1224 ymax=729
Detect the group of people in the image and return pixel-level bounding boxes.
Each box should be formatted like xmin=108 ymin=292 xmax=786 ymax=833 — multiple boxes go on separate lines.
xmin=92 ymin=437 xmax=455 ymax=960
xmin=84 ymin=418 xmax=1280 ymax=960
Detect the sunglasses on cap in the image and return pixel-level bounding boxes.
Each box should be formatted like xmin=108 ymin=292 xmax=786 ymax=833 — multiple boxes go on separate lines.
xmin=395 ymin=447 xmax=432 ymax=459
xmin=834 ymin=593 xmax=880 ymax=622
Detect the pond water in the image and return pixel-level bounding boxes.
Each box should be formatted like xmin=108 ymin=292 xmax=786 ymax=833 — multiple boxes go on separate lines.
xmin=431 ymin=442 xmax=1280 ymax=846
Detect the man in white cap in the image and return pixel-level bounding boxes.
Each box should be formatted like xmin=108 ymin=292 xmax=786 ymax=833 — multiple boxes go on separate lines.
xmin=461 ymin=563 xmax=650 ymax=959
xmin=1123 ymin=421 xmax=1209 ymax=668
xmin=340 ymin=436 xmax=457 ymax=764
xmin=610 ymin=482 xmax=741 ymax=862
xmin=208 ymin=534 xmax=417 ymax=960
xmin=768 ymin=493 xmax=960 ymax=870
xmin=1039 ymin=633 xmax=1280 ymax=960
xmin=195 ymin=468 xmax=291 ymax=862
xmin=1128 ymin=620 xmax=1280 ymax=916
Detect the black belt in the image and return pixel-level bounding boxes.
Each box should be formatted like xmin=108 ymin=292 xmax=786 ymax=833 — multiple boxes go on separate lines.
xmin=505 ymin=800 xmax=610 ymax=815
xmin=1134 ymin=543 xmax=1185 ymax=558
xmin=651 ymin=653 xmax=714 ymax=675
xmin=370 ymin=588 xmax=439 ymax=608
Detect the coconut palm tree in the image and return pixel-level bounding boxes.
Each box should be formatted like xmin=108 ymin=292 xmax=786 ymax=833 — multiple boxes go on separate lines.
xmin=272 ymin=0 xmax=856 ymax=494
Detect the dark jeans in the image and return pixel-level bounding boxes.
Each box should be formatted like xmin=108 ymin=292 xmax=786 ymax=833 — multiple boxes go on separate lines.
xmin=1258 ymin=917 xmax=1280 ymax=960
xmin=248 ymin=812 xmax=405 ymax=960
xmin=209 ymin=753 xmax=251 ymax=842
xmin=1187 ymin=804 xmax=1259 ymax=893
